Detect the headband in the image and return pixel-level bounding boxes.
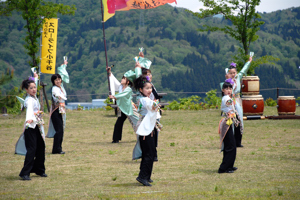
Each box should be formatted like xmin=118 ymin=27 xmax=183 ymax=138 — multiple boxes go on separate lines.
xmin=230 ymin=62 xmax=237 ymax=68
xmin=28 ymin=77 xmax=35 ymax=81
xmin=225 ymin=78 xmax=234 ymax=85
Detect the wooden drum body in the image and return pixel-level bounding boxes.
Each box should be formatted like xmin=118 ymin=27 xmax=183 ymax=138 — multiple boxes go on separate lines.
xmin=242 ymin=95 xmax=264 ymax=116
xmin=277 ymin=96 xmax=296 ymax=115
xmin=241 ymin=76 xmax=260 ymax=95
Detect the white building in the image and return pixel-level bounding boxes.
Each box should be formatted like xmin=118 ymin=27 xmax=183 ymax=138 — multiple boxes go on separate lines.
xmin=66 ymin=99 xmax=106 ymax=110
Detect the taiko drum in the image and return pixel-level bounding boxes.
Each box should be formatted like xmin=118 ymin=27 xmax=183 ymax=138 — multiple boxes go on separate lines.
xmin=241 ymin=76 xmax=260 ymax=95
xmin=277 ymin=96 xmax=296 ymax=115
xmin=242 ymin=95 xmax=264 ymax=116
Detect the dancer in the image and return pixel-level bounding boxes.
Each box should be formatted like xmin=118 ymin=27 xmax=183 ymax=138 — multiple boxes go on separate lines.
xmin=107 ymin=66 xmax=139 ymax=143
xmin=47 ymin=59 xmax=69 ymax=154
xmin=133 ymin=49 xmax=161 ymax=161
xmin=134 ymin=75 xmax=159 ymax=186
xmin=218 ymin=80 xmax=241 ymax=173
xmin=16 ymin=74 xmax=47 ymax=180
xmin=141 ymin=67 xmax=161 ymax=161
xmin=227 ymin=56 xmax=253 ymax=147
xmin=220 ymin=68 xmax=230 ymax=115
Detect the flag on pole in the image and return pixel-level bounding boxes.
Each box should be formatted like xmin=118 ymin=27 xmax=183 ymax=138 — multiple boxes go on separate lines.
xmin=102 ymin=0 xmax=177 ymax=22
xmin=102 ymin=0 xmax=118 ymax=22
xmin=41 ymin=18 xmax=58 ymax=74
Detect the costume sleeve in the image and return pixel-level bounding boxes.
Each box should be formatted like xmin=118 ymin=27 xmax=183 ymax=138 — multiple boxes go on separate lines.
xmin=220 ymin=82 xmax=224 ymax=91
xmin=114 ymin=87 xmax=132 ymax=99
xmin=109 ymin=73 xmax=121 ymax=96
xmin=135 ymin=67 xmax=142 ymax=78
xmin=57 ymin=64 xmax=69 ymax=83
xmin=25 ymin=98 xmax=36 ymax=123
xmin=115 ymin=87 xmax=133 ymax=116
xmin=237 ymin=61 xmax=251 ymax=81
xmin=34 ymin=77 xmax=39 ymax=87
xmin=143 ymin=97 xmax=156 ymax=112
xmin=222 ymin=96 xmax=232 ymax=106
xmin=52 ymin=86 xmax=66 ymax=102
xmin=16 ymin=96 xmax=25 ymax=109
xmin=138 ymin=57 xmax=152 ymax=69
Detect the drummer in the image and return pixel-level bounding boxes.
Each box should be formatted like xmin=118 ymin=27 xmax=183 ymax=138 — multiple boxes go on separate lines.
xmin=227 ymin=56 xmax=253 ymax=147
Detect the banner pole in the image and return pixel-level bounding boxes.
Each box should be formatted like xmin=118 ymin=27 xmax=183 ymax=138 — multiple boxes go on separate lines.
xmin=100 ymin=0 xmax=111 ymax=95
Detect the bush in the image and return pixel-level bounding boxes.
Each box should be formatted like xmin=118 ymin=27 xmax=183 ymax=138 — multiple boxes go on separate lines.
xmin=166 ymin=92 xmax=221 ymax=111
xmin=204 ymin=89 xmax=221 ymax=109
xmin=178 ymin=95 xmax=202 ymax=110
xmin=2 ymin=87 xmax=25 ymax=114
xmin=265 ymin=98 xmax=277 ymax=106
xmin=104 ymin=96 xmax=114 ymax=104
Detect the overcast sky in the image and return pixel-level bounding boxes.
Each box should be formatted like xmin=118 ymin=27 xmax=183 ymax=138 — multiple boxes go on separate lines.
xmin=169 ymin=0 xmax=300 ymax=13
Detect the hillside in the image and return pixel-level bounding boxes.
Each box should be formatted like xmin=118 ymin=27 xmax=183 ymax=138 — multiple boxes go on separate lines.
xmin=1 ymin=1 xmax=300 ymax=102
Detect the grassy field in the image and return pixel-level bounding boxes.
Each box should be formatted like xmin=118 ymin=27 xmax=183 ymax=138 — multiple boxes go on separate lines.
xmin=0 ymin=107 xmax=299 ymax=199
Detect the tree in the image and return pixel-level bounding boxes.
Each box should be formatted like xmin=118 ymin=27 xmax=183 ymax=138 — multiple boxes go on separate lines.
xmin=0 ymin=67 xmax=17 ymax=113
xmin=189 ymin=0 xmax=278 ymax=74
xmin=0 ymin=67 xmax=14 ymax=86
xmin=93 ymin=57 xmax=100 ymax=69
xmin=0 ymin=0 xmax=76 ymax=112
xmin=230 ymin=44 xmax=235 ymax=52
xmin=0 ymin=0 xmax=76 ymax=70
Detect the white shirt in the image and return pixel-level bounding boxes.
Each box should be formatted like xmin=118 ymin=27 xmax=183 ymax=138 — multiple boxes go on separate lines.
xmin=136 ymin=97 xmax=158 ymax=136
xmin=24 ymin=95 xmax=40 ymax=129
xmin=52 ymin=85 xmax=67 ymax=103
xmin=221 ymin=95 xmax=235 ymax=114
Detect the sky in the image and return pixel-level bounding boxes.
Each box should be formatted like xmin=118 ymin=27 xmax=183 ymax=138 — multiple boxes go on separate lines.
xmin=169 ymin=0 xmax=300 ymax=13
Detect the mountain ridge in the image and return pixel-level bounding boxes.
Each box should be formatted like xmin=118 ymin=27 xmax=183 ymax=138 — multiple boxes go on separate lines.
xmin=0 ymin=2 xmax=299 ymax=101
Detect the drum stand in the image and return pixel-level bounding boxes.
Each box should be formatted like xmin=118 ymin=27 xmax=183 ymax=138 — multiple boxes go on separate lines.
xmin=243 ymin=115 xmax=300 ymax=120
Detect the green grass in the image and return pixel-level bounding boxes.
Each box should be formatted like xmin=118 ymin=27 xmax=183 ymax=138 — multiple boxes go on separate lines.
xmin=0 ymin=107 xmax=299 ymax=199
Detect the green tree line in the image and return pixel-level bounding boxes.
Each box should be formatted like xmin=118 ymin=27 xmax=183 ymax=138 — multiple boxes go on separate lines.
xmin=0 ymin=2 xmax=299 ymax=103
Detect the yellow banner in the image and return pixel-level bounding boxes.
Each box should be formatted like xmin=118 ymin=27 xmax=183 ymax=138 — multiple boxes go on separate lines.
xmin=41 ymin=18 xmax=58 ymax=74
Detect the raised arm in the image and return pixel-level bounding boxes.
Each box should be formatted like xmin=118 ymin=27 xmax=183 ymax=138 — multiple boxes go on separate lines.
xmin=57 ymin=60 xmax=69 ymax=83
xmin=238 ymin=57 xmax=253 ymax=81
xmin=33 ymin=72 xmax=39 ymax=86
xmin=107 ymin=66 xmax=121 ymax=95
xmin=135 ymin=62 xmax=142 ymax=78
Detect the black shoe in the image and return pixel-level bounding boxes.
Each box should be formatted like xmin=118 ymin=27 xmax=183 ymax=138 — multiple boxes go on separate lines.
xmin=52 ymin=151 xmax=65 ymax=154
xmin=20 ymin=175 xmax=31 ymax=180
xmin=218 ymin=169 xmax=234 ymax=174
xmin=148 ymin=178 xmax=153 ymax=183
xmin=237 ymin=144 xmax=244 ymax=148
xmin=112 ymin=140 xmax=119 ymax=143
xmin=154 ymin=157 xmax=158 ymax=162
xmin=36 ymin=173 xmax=48 ymax=177
xmin=231 ymin=167 xmax=238 ymax=171
xmin=136 ymin=177 xmax=152 ymax=186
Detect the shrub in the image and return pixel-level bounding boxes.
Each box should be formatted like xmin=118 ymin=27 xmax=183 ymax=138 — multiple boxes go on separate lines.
xmin=204 ymin=89 xmax=221 ymax=108
xmin=265 ymin=98 xmax=277 ymax=106
xmin=166 ymin=91 xmax=221 ymax=111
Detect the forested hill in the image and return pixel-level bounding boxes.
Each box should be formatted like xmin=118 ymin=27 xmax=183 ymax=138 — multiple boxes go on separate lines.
xmin=1 ymin=1 xmax=300 ymax=102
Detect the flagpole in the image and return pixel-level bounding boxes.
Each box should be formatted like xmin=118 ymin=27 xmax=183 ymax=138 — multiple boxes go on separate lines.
xmin=100 ymin=0 xmax=111 ymax=95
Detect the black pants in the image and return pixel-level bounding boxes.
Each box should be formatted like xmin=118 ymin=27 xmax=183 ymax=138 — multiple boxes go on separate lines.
xmin=219 ymin=126 xmax=236 ymax=172
xmin=51 ymin=109 xmax=64 ymax=153
xmin=138 ymin=133 xmax=155 ymax=180
xmin=112 ymin=111 xmax=127 ymax=141
xmin=234 ymin=124 xmax=243 ymax=146
xmin=154 ymin=128 xmax=158 ymax=158
xmin=19 ymin=126 xmax=45 ymax=176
